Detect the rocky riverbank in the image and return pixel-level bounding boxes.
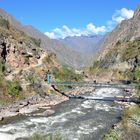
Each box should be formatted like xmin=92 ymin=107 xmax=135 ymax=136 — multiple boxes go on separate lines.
xmin=103 ymin=105 xmax=140 ymax=140
xmin=103 ymin=89 xmax=140 ymax=140
xmin=0 ymin=94 xmax=68 ymax=121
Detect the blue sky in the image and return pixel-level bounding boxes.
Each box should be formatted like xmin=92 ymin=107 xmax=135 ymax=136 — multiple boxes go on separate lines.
xmin=0 ymin=0 xmax=139 ymax=38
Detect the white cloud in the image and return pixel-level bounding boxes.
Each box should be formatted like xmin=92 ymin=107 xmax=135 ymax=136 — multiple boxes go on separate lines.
xmin=45 ymin=24 xmax=106 ymax=39
xmin=45 ymin=32 xmax=56 ymax=39
xmin=45 ymin=8 xmax=134 ymax=39
xmin=112 ymin=8 xmax=134 ymax=23
xmin=87 ymin=23 xmax=106 ymax=34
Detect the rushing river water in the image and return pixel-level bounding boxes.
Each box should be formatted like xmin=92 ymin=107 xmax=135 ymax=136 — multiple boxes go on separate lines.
xmin=0 ymin=88 xmax=128 ymax=140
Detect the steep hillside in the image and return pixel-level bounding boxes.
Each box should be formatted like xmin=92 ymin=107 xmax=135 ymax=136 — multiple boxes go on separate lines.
xmin=59 ymin=35 xmax=104 ymax=54
xmin=0 ymin=15 xmax=82 ymax=102
xmin=0 ymin=9 xmax=88 ymax=69
xmin=0 ymin=16 xmax=51 ymax=99
xmin=98 ymin=6 xmax=140 ymax=59
xmin=89 ymin=6 xmax=140 ymax=82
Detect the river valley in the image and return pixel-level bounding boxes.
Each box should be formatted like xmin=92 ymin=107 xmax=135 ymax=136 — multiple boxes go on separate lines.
xmin=0 ymin=88 xmax=131 ymax=140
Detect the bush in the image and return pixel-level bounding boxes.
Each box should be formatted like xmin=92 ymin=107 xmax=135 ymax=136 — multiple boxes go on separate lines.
xmin=121 ymin=40 xmax=140 ymax=61
xmin=0 ymin=58 xmax=5 ymax=74
xmin=6 ymin=81 xmax=22 ymax=97
xmin=124 ymin=70 xmax=140 ymax=82
xmin=26 ymin=74 xmax=36 ymax=84
xmin=0 ymin=17 xmax=9 ymax=29
xmin=30 ymin=37 xmax=41 ymax=47
xmin=52 ymin=66 xmax=83 ymax=82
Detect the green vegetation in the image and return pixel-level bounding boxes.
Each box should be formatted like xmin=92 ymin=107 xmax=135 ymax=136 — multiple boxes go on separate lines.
xmin=89 ymin=60 xmax=104 ymax=74
xmin=136 ymin=83 xmax=140 ymax=97
xmin=24 ymin=56 xmax=30 ymax=65
xmin=103 ymin=129 xmax=118 ymax=140
xmin=26 ymin=74 xmax=36 ymax=84
xmin=0 ymin=59 xmax=22 ymax=98
xmin=103 ymin=105 xmax=140 ymax=140
xmin=0 ymin=17 xmax=9 ymax=29
xmin=51 ymin=66 xmax=83 ymax=82
xmin=123 ymin=70 xmax=140 ymax=82
xmin=121 ymin=40 xmax=140 ymax=61
xmin=45 ymin=53 xmax=56 ymax=64
xmin=6 ymin=80 xmax=22 ymax=97
xmin=0 ymin=59 xmax=5 ymax=75
xmin=30 ymin=37 xmax=41 ymax=47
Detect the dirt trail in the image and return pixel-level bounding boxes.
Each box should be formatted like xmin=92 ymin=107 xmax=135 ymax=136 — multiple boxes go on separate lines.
xmin=5 ymin=53 xmax=46 ymax=81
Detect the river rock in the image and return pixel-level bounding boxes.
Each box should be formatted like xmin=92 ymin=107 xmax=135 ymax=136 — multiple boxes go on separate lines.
xmin=10 ymin=108 xmax=19 ymax=112
xmin=0 ymin=116 xmax=3 ymax=121
xmin=43 ymin=109 xmax=55 ymax=117
xmin=19 ymin=106 xmax=37 ymax=114
xmin=19 ymin=100 xmax=28 ymax=106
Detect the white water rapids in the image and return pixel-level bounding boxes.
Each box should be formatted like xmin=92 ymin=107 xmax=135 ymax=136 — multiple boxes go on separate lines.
xmin=0 ymin=88 xmax=127 ymax=140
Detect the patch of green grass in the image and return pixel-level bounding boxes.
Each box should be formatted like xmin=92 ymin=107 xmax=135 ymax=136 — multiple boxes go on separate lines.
xmin=6 ymin=80 xmax=22 ymax=97
xmin=103 ymin=129 xmax=118 ymax=140
xmin=0 ymin=59 xmax=22 ymax=98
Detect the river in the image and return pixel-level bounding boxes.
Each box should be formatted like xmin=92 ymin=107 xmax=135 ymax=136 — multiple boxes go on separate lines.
xmin=0 ymin=88 xmax=128 ymax=140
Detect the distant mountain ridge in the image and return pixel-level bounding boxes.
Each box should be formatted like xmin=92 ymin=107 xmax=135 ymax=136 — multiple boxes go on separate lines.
xmin=59 ymin=35 xmax=105 ymax=54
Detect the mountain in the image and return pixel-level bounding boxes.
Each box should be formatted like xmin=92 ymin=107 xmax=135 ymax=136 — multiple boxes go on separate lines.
xmin=0 ymin=13 xmax=84 ymax=102
xmin=0 ymin=9 xmax=88 ymax=69
xmin=59 ymin=35 xmax=105 ymax=54
xmin=97 ymin=6 xmax=140 ymax=59
xmin=89 ymin=6 xmax=140 ymax=82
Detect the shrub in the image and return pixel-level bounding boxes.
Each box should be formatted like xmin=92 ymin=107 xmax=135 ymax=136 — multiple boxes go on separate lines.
xmin=52 ymin=66 xmax=83 ymax=82
xmin=6 ymin=81 xmax=22 ymax=97
xmin=124 ymin=70 xmax=140 ymax=82
xmin=121 ymin=40 xmax=140 ymax=61
xmin=0 ymin=58 xmax=5 ymax=74
xmin=30 ymin=37 xmax=41 ymax=47
xmin=26 ymin=74 xmax=36 ymax=84
xmin=0 ymin=17 xmax=9 ymax=29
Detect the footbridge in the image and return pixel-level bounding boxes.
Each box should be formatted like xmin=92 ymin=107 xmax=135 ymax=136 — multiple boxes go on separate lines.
xmin=46 ymin=74 xmax=140 ymax=104
xmin=47 ymin=74 xmax=136 ymax=89
xmin=50 ymin=82 xmax=135 ymax=89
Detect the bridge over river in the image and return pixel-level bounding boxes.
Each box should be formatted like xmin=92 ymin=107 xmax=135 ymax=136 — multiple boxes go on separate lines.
xmin=45 ymin=74 xmax=140 ymax=104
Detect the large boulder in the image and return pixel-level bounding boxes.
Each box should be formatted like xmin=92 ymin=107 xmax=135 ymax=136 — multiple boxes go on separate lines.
xmin=42 ymin=109 xmax=55 ymax=117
